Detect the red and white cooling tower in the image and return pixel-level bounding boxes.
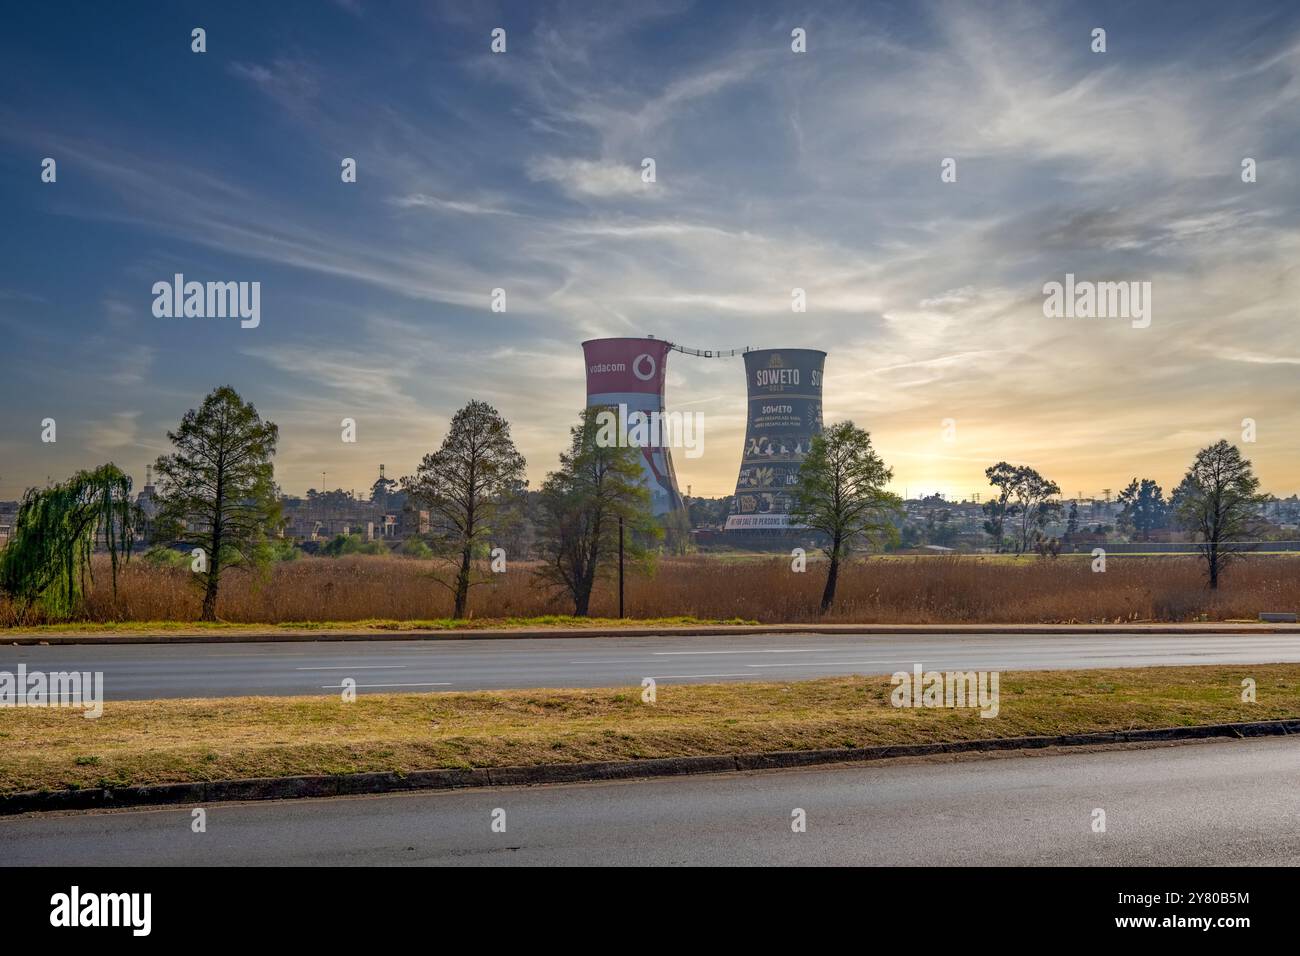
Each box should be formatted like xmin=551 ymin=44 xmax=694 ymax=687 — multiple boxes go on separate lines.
xmin=581 ymin=337 xmax=685 ymax=517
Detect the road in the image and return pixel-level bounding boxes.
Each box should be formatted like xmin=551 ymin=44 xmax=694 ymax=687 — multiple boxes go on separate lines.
xmin=3 ymin=737 xmax=1297 ymax=865
xmin=2 ymin=631 xmax=1298 ymax=699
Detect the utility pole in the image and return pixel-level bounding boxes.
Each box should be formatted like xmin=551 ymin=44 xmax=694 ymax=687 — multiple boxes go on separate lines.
xmin=618 ymin=516 xmax=625 ymax=619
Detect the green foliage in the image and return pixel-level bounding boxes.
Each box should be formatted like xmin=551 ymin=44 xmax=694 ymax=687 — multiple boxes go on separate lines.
xmin=533 ymin=406 xmax=661 ymax=615
xmin=1173 ymin=440 xmax=1266 ymax=588
xmin=0 ymin=463 xmax=136 ymax=618
xmin=143 ymin=545 xmax=190 ymax=569
xmin=1116 ymin=478 xmax=1170 ymax=541
xmin=321 ymin=533 xmax=386 ymax=557
xmin=981 ymin=461 xmax=1061 ymax=554
xmin=790 ymin=422 xmax=901 ymax=552
xmin=399 ymin=537 xmax=434 ymax=559
xmin=402 ymin=399 xmax=527 ymax=618
xmin=981 ymin=461 xmax=1020 ymax=551
xmin=790 ymin=421 xmax=901 ymax=611
xmin=257 ymin=538 xmax=300 ymax=562
xmin=152 ymin=385 xmax=280 ymax=621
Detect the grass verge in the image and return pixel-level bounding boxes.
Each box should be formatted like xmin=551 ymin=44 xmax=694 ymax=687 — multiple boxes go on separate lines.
xmin=0 ymin=615 xmax=758 ymax=635
xmin=1 ymin=665 xmax=1296 ymax=795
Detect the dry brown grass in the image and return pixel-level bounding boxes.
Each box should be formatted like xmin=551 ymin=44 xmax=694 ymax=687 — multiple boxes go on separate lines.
xmin=1 ymin=552 xmax=1297 ymax=626
xmin=2 ymin=665 xmax=1296 ymax=795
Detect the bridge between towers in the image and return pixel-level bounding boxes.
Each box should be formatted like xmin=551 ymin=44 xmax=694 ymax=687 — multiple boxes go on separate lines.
xmin=664 ymin=340 xmax=754 ymax=359
xmin=582 ymin=336 xmax=824 ymax=531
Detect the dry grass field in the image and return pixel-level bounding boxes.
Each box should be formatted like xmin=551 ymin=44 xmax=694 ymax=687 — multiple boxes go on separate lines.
xmin=3 ymin=665 xmax=1296 ymax=795
xmin=2 ymin=552 xmax=1297 ymax=626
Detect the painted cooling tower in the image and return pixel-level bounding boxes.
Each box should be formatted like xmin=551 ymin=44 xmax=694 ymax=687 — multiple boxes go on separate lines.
xmin=582 ymin=337 xmax=684 ymax=517
xmin=725 ymin=348 xmax=826 ymax=530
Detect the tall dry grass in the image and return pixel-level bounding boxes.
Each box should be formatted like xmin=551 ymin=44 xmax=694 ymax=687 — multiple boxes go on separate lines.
xmin=2 ymin=553 xmax=1297 ymax=625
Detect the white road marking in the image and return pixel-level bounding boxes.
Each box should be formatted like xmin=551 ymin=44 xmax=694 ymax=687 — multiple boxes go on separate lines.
xmin=569 ymin=649 xmax=841 ymax=663
xmin=296 ymin=665 xmax=408 ymax=670
xmin=651 ymin=648 xmax=836 ymax=656
xmin=649 ymin=673 xmax=753 ymax=680
xmin=319 ymin=682 xmax=451 ymax=688
xmin=744 ymin=660 xmax=901 ymax=668
xmin=569 ymin=660 xmax=661 ymax=664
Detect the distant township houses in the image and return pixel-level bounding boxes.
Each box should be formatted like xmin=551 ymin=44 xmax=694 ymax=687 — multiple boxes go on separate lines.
xmin=4 ymin=479 xmax=1298 ymax=556
xmin=130 ymin=466 xmax=429 ymax=548
xmin=0 ymin=499 xmax=17 ymax=549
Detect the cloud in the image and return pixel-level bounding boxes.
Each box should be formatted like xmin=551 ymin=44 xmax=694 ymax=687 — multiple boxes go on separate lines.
xmin=85 ymin=411 xmax=142 ymax=456
xmin=106 ymin=345 xmax=156 ymax=387
xmin=528 ymin=156 xmax=657 ymax=199
xmin=228 ymin=59 xmax=320 ymax=113
xmin=387 ymin=193 xmax=522 ymax=216
xmin=5 ymin=0 xmax=1300 ymax=500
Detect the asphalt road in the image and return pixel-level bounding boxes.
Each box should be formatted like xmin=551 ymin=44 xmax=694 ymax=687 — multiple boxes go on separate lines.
xmin=2 ymin=631 xmax=1298 ymax=699
xmin=4 ymin=737 xmax=1297 ymax=865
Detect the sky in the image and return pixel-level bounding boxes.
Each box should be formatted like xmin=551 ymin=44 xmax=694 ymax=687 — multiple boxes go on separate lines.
xmin=2 ymin=0 xmax=1299 ymax=503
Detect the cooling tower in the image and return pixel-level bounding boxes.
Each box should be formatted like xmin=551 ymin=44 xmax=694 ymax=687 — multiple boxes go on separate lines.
xmin=725 ymin=348 xmax=826 ymax=530
xmin=581 ymin=337 xmax=685 ymax=517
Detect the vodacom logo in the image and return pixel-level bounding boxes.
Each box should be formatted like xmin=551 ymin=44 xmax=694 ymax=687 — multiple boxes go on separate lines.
xmin=633 ymin=353 xmax=657 ymax=381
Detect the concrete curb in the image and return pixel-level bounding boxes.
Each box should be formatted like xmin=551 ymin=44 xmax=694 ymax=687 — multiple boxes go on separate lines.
xmin=8 ymin=622 xmax=1300 ymax=645
xmin=3 ymin=718 xmax=1295 ymax=816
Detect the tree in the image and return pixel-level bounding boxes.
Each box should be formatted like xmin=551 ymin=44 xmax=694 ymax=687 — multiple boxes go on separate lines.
xmin=533 ymin=407 xmax=660 ymax=616
xmin=1173 ymin=440 xmax=1266 ymax=589
xmin=369 ymin=473 xmax=398 ymax=510
xmin=1116 ymin=478 xmax=1169 ymax=541
xmin=982 ymin=462 xmax=1020 ymax=552
xmin=0 ymin=464 xmax=136 ymax=618
xmin=152 ymin=386 xmax=280 ymax=621
xmin=1009 ymin=466 xmax=1061 ymax=555
xmin=789 ymin=421 xmax=901 ymax=613
xmin=1065 ymin=501 xmax=1080 ymax=538
xmin=401 ymin=400 xmax=527 ymax=619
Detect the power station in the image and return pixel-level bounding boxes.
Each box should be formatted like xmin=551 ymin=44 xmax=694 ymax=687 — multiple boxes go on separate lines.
xmin=725 ymin=348 xmax=826 ymax=530
xmin=580 ymin=337 xmax=827 ymax=531
xmin=582 ymin=337 xmax=684 ymax=517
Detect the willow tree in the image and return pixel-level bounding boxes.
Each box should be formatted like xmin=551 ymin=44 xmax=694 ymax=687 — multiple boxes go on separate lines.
xmin=0 ymin=464 xmax=136 ymax=618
